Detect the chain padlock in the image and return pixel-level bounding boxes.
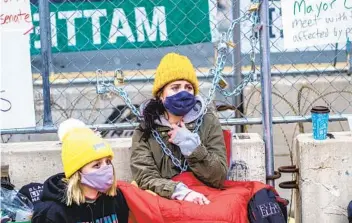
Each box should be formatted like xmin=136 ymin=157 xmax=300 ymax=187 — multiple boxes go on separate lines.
xmin=218 ymin=76 xmax=229 ymax=89
xmin=96 ymin=69 xmax=108 ymax=94
xmin=226 ymin=41 xmax=236 ymax=48
xmin=248 ymin=3 xmax=260 ymax=12
xmin=114 ymin=69 xmax=124 ymax=86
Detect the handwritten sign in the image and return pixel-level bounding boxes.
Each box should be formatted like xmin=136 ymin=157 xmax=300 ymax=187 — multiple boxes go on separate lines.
xmin=0 ymin=0 xmax=32 ymax=31
xmin=281 ymin=0 xmax=352 ymax=48
xmin=0 ymin=0 xmax=35 ymax=129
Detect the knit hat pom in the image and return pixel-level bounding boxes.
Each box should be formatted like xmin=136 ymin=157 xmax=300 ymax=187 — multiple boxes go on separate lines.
xmin=58 ymin=118 xmax=86 ymax=142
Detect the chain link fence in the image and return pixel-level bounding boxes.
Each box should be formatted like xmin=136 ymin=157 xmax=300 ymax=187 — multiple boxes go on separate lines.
xmin=2 ymin=0 xmax=253 ymax=139
xmin=1 ymin=0 xmax=351 ymax=143
xmin=241 ymin=0 xmax=352 ymax=161
xmin=32 ymin=0 xmax=225 ymax=132
xmin=1 ymin=0 xmax=352 ymax=212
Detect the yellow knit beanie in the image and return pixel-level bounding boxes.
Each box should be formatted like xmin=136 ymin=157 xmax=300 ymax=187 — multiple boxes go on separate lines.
xmin=152 ymin=53 xmax=199 ymax=97
xmin=59 ymin=120 xmax=114 ymax=178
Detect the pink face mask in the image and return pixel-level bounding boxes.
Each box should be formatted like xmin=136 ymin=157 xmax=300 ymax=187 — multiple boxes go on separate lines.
xmin=80 ymin=165 xmax=114 ymax=193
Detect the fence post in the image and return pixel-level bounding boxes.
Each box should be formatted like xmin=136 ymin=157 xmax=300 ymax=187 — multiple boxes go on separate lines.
xmin=231 ymin=0 xmax=243 ymax=133
xmin=349 ymin=53 xmax=352 ymax=74
xmin=38 ymin=0 xmax=53 ymax=126
xmin=259 ymin=0 xmax=274 ymax=186
xmin=348 ymin=39 xmax=351 ymax=75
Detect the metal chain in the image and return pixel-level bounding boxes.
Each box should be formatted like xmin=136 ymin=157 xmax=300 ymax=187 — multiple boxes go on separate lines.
xmin=151 ymin=129 xmax=188 ymax=172
xmin=214 ymin=5 xmax=260 ymax=97
xmin=193 ymin=4 xmax=261 ymax=131
xmin=103 ymin=84 xmax=189 ymax=172
xmin=107 ymin=86 xmax=141 ymax=119
xmin=95 ymin=4 xmax=261 ymax=172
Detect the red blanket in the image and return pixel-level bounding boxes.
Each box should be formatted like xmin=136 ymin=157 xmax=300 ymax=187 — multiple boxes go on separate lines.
xmin=117 ymin=172 xmax=271 ymax=223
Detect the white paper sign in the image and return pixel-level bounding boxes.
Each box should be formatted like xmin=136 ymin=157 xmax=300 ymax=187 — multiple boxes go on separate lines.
xmin=281 ymin=0 xmax=352 ymax=49
xmin=239 ymin=0 xmax=344 ymax=53
xmin=1 ymin=0 xmax=36 ymax=129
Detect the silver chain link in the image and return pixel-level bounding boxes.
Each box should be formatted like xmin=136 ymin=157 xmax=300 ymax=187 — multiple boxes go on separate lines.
xmin=215 ymin=7 xmax=260 ymax=97
xmin=151 ymin=129 xmax=189 ymax=172
xmin=104 ymin=84 xmax=189 ymax=172
xmin=96 ymin=5 xmax=260 ymax=172
xmin=194 ymin=5 xmax=260 ymax=131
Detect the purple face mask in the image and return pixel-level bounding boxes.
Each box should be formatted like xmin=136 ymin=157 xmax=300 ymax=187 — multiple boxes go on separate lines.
xmin=80 ymin=165 xmax=114 ymax=193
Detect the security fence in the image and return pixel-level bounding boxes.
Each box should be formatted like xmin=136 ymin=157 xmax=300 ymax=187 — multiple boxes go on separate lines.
xmin=1 ymin=0 xmax=352 ymax=170
xmin=1 ymin=1 xmax=351 ymax=212
xmin=1 ymin=0 xmax=350 ymax=130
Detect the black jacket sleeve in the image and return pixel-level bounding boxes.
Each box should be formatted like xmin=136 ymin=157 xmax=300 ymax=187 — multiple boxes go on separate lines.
xmin=32 ymin=201 xmax=70 ymax=223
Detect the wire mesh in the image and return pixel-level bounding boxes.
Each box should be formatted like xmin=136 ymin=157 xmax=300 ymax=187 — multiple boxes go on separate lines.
xmin=2 ymin=0 xmax=352 ymax=213
xmin=1 ymin=0 xmax=351 ymax=143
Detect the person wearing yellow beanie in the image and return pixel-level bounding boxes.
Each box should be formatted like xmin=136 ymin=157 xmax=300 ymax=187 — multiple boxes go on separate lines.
xmin=32 ymin=119 xmax=130 ymax=223
xmin=152 ymin=52 xmax=199 ymax=97
xmin=131 ymin=53 xmax=227 ymax=205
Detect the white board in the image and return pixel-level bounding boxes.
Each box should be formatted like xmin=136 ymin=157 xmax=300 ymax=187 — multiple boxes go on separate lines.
xmin=0 ymin=0 xmax=36 ymax=129
xmin=281 ymin=0 xmax=352 ymax=49
xmin=239 ymin=0 xmax=344 ymax=53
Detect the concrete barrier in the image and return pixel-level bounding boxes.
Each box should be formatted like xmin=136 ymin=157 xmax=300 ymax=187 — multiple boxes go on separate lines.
xmin=1 ymin=138 xmax=133 ymax=188
xmin=242 ymin=75 xmax=352 ymax=202
xmin=1 ymin=133 xmax=265 ymax=188
xmin=230 ymin=133 xmax=266 ymax=183
xmin=295 ymin=132 xmax=352 ymax=223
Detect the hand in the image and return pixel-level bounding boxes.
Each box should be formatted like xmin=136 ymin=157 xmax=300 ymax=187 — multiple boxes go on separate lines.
xmin=183 ymin=191 xmax=210 ymax=205
xmin=168 ymin=121 xmax=188 ymax=144
xmin=168 ymin=121 xmax=201 ymax=156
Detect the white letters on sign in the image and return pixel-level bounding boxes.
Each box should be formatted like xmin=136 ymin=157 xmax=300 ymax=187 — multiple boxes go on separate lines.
xmin=1 ymin=0 xmax=36 ymax=129
xmin=281 ymin=0 xmax=352 ymax=49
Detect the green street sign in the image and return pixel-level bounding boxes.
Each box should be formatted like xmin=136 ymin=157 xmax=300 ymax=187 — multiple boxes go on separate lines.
xmin=29 ymin=0 xmax=218 ymax=54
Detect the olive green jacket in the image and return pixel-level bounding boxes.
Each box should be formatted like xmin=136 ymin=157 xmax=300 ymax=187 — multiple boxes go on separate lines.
xmin=130 ymin=101 xmax=228 ymax=198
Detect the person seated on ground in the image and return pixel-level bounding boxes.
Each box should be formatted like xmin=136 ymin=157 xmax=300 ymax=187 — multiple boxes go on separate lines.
xmin=130 ymin=52 xmax=228 ymax=204
xmin=32 ymin=119 xmax=129 ymax=223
